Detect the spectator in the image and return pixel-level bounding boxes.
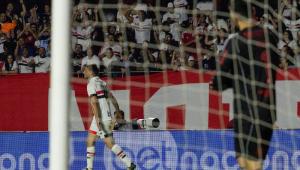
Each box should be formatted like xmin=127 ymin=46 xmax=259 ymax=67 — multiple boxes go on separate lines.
xmin=202 ymin=46 xmax=216 ymax=71
xmin=107 ymin=25 xmax=118 ymax=35
xmin=73 ymin=6 xmax=99 ymax=52
xmin=46 ymin=41 xmax=51 ymax=57
xmin=125 ymin=3 xmax=158 ymax=44
xmin=154 ymin=27 xmax=176 ymax=63
xmin=128 ymin=41 xmax=139 ymax=61
xmin=81 ymin=47 xmax=100 ymax=71
xmin=194 ymin=13 xmax=208 ymax=35
xmin=293 ymin=45 xmax=300 ymax=67
xmin=98 ymin=34 xmax=122 ymax=59
xmin=173 ymin=0 xmax=189 ymax=23
xmin=171 ymin=48 xmax=195 ymax=71
xmin=5 ymin=2 xmax=15 ymax=22
xmin=277 ymin=3 xmax=300 ymax=40
xmin=0 ymin=12 xmax=17 ymax=39
xmin=33 ymin=47 xmax=51 ymax=73
xmin=72 ymin=44 xmax=85 ymax=77
xmin=280 ymin=0 xmax=295 ymax=19
xmin=116 ymin=33 xmax=124 ymax=47
xmin=110 ymin=49 xmax=136 ymax=78
xmin=71 ymin=26 xmax=78 ymax=51
xmin=139 ymin=40 xmax=156 ymax=63
xmin=39 ymin=4 xmax=51 ymax=26
xmin=205 ymin=27 xmax=228 ymax=53
xmin=17 ymin=23 xmax=38 ymax=49
xmin=1 ymin=54 xmax=18 ymax=75
xmin=102 ymin=47 xmax=118 ymax=73
xmin=181 ymin=22 xmax=196 ymax=48
xmin=15 ymin=37 xmax=34 ymax=57
xmin=0 ymin=29 xmax=10 ymax=54
xmin=0 ymin=43 xmax=11 ymax=61
xmin=117 ymin=3 xmax=130 ymax=24
xmin=14 ymin=46 xmax=34 ymax=73
xmin=38 ymin=23 xmax=51 ymax=52
xmin=119 ymin=49 xmax=136 ymax=76
xmin=26 ymin=5 xmax=39 ymax=24
xmin=279 ymin=56 xmax=289 ymax=70
xmin=277 ymin=31 xmax=295 ymax=50
xmin=197 ymin=0 xmax=214 ymax=16
xmin=259 ymin=14 xmax=278 ymax=30
xmin=162 ymin=2 xmax=181 ymax=24
xmin=158 ymin=22 xmax=172 ymax=42
xmin=281 ymin=45 xmax=294 ymax=65
xmin=290 ymin=31 xmax=300 ymax=47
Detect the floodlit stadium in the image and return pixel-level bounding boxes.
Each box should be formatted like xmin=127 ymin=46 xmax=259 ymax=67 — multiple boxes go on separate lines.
xmin=1 ymin=0 xmax=300 ymax=169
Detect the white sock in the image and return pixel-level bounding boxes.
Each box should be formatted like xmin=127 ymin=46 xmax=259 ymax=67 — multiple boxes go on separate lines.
xmin=111 ymin=144 xmax=131 ymax=167
xmin=87 ymin=146 xmax=95 ymax=169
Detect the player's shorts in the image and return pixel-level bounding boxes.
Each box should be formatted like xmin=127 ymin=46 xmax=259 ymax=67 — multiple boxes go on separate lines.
xmin=89 ymin=116 xmax=113 ymax=139
xmin=234 ymin=108 xmax=275 ymax=161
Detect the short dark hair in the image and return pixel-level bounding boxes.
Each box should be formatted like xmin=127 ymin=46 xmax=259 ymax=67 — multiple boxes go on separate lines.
xmin=22 ymin=46 xmax=28 ymax=50
xmin=87 ymin=64 xmax=99 ymax=76
xmin=165 ymin=32 xmax=173 ymax=39
xmin=162 ymin=21 xmax=169 ymax=26
xmin=108 ymin=33 xmax=115 ymax=38
xmin=231 ymin=0 xmax=252 ymax=19
xmin=18 ymin=36 xmax=25 ymax=40
xmin=115 ymin=33 xmax=123 ymax=39
xmin=121 ymin=49 xmax=129 ymax=56
xmin=39 ymin=47 xmax=46 ymax=51
xmin=76 ymin=44 xmax=83 ymax=50
xmin=30 ymin=23 xmax=37 ymax=27
xmin=106 ymin=47 xmax=113 ymax=51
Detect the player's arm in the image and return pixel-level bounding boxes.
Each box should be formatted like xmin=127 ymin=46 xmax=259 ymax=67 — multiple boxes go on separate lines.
xmin=107 ymin=92 xmax=123 ymax=124
xmin=90 ymin=96 xmax=102 ymax=130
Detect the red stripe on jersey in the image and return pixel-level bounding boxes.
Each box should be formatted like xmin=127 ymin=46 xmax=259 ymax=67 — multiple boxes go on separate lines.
xmin=219 ymin=49 xmax=228 ymax=65
xmin=117 ymin=151 xmax=123 ymax=157
xmin=96 ymin=91 xmax=104 ymax=95
xmin=264 ymin=89 xmax=270 ymax=98
xmin=89 ymin=130 xmax=97 ymax=134
xmin=114 ymin=51 xmax=120 ymax=54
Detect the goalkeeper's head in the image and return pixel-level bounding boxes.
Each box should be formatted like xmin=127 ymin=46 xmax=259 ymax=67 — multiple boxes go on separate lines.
xmin=230 ymin=0 xmax=254 ymax=30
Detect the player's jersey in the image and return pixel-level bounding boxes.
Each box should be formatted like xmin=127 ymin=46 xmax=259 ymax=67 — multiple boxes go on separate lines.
xmin=87 ymin=77 xmax=112 ymax=121
xmin=210 ymin=25 xmax=280 ymax=118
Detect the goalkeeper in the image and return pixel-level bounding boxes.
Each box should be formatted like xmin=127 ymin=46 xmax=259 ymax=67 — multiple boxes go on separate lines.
xmin=210 ymin=0 xmax=280 ymax=170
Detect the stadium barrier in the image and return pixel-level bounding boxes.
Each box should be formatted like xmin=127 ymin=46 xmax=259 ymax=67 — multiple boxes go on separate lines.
xmin=1 ymin=69 xmax=300 ymax=131
xmin=0 ymin=130 xmax=299 ymax=169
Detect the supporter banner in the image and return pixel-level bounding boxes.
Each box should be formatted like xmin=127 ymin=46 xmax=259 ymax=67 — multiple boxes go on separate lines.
xmin=1 ymin=69 xmax=300 ymax=131
xmin=0 ymin=130 xmax=300 ymax=169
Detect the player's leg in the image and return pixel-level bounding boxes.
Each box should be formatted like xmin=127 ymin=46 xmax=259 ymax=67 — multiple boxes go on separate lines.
xmin=84 ymin=117 xmax=101 ymax=170
xmin=101 ymin=120 xmax=136 ymax=169
xmin=85 ymin=132 xmax=100 ymax=170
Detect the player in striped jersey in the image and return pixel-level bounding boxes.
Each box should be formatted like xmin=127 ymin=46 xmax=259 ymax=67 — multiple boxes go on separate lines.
xmin=83 ymin=64 xmax=136 ymax=170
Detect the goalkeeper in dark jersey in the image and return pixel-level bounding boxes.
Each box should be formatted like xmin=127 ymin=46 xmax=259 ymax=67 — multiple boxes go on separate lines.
xmin=210 ymin=0 xmax=280 ymax=169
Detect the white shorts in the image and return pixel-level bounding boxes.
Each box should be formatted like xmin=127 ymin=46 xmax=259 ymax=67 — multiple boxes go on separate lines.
xmin=89 ymin=116 xmax=113 ymax=139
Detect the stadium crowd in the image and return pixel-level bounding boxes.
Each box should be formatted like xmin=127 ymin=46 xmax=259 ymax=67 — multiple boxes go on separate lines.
xmin=0 ymin=0 xmax=298 ymax=78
